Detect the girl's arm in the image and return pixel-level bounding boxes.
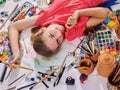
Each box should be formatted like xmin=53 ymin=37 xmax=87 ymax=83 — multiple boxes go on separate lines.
xmin=65 ymin=7 xmax=110 ymax=29
xmin=8 ymin=15 xmax=38 ymax=67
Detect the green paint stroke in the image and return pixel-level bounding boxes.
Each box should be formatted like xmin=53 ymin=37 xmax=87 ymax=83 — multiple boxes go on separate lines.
xmin=42 ymin=57 xmax=51 ymax=61
xmin=33 ymin=58 xmax=40 ymax=65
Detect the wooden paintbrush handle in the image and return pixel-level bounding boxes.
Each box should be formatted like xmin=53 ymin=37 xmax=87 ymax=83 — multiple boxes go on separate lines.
xmin=12 ymin=64 xmax=34 ymax=71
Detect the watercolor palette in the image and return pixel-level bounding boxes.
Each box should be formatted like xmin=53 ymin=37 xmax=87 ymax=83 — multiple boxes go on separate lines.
xmin=10 ymin=1 xmax=34 ymax=22
xmin=115 ymin=40 xmax=120 ymax=54
xmin=96 ymin=30 xmax=116 ymax=53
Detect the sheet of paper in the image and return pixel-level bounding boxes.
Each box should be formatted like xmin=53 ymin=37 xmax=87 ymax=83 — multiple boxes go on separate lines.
xmin=19 ymin=28 xmax=81 ymax=73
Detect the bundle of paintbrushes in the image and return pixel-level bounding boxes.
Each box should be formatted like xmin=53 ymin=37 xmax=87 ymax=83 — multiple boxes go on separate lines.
xmin=107 ymin=60 xmax=120 ymax=90
xmin=84 ymin=27 xmax=95 ymax=42
xmin=80 ymin=39 xmax=99 ymax=63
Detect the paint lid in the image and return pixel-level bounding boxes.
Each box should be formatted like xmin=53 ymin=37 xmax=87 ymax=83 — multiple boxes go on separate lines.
xmin=98 ymin=53 xmax=115 ymax=65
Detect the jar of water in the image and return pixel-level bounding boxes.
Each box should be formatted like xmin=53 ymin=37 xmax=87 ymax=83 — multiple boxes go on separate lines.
xmin=36 ymin=0 xmax=48 ymax=9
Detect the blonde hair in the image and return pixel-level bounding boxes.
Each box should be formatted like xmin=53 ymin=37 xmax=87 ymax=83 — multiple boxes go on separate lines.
xmin=31 ymin=26 xmax=56 ymax=57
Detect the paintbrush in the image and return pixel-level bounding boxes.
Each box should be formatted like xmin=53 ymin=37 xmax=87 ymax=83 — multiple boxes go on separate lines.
xmin=81 ymin=45 xmax=92 ymax=56
xmin=91 ymin=41 xmax=95 ymax=54
xmin=53 ymin=64 xmax=66 ymax=86
xmin=74 ymin=37 xmax=85 ymax=52
xmin=112 ymin=68 xmax=120 ymax=82
xmin=11 ymin=64 xmax=34 ymax=71
xmin=85 ymin=42 xmax=94 ymax=55
xmin=108 ymin=62 xmax=120 ymax=86
xmin=112 ymin=63 xmax=120 ymax=82
xmin=8 ymin=74 xmax=26 ymax=86
xmin=6 ymin=86 xmax=16 ymax=90
xmin=53 ymin=55 xmax=68 ymax=87
xmin=5 ymin=68 xmax=12 ymax=80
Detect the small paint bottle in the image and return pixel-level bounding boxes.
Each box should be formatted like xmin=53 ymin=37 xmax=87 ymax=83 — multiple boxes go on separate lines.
xmin=66 ymin=76 xmax=75 ymax=85
xmin=66 ymin=61 xmax=75 ymax=71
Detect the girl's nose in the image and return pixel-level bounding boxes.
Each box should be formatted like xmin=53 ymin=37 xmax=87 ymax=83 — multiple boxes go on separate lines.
xmin=56 ymin=31 xmax=62 ymax=38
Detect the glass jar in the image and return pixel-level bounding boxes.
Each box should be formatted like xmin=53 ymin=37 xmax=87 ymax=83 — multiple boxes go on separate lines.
xmin=36 ymin=0 xmax=48 ymax=9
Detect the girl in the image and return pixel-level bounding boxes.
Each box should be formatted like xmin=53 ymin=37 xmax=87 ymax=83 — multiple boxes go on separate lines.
xmin=8 ymin=0 xmax=110 ymax=66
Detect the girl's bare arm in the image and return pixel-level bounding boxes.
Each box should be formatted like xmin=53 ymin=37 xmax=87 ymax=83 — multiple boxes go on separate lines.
xmin=65 ymin=7 xmax=110 ymax=29
xmin=8 ymin=15 xmax=39 ymax=65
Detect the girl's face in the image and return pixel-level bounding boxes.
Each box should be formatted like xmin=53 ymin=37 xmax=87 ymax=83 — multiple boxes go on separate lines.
xmin=40 ymin=24 xmax=65 ymax=51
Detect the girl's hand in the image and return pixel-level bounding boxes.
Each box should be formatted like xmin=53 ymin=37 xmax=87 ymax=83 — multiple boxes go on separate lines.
xmin=8 ymin=54 xmax=20 ymax=69
xmin=65 ymin=10 xmax=80 ymax=29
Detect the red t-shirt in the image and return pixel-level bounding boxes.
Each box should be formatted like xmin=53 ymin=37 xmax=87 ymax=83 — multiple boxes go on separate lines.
xmin=35 ymin=0 xmax=107 ymax=41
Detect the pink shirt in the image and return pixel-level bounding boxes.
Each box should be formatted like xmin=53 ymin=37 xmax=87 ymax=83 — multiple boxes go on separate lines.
xmin=35 ymin=0 xmax=107 ymax=41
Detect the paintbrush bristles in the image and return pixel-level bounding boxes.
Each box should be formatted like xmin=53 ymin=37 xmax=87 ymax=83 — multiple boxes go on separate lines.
xmin=108 ymin=62 xmax=120 ymax=86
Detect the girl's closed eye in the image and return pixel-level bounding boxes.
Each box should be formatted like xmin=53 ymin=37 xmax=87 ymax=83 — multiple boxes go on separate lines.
xmin=56 ymin=39 xmax=60 ymax=45
xmin=50 ymin=33 xmax=54 ymax=38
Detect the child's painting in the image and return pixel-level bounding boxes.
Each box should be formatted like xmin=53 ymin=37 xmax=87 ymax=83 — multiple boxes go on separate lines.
xmin=20 ymin=28 xmax=81 ymax=73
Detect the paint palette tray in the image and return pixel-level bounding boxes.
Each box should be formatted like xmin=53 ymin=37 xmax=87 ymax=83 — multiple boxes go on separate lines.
xmin=10 ymin=1 xmax=34 ymax=22
xmin=96 ymin=29 xmax=116 ymax=54
xmin=115 ymin=40 xmax=120 ymax=54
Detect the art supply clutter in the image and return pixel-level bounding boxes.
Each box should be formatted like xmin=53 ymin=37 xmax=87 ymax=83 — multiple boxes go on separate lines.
xmin=1 ymin=1 xmax=120 ymax=90
xmin=0 ymin=31 xmax=12 ymax=62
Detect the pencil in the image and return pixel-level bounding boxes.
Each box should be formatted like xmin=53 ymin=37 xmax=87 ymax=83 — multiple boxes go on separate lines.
xmin=8 ymin=74 xmax=26 ymax=86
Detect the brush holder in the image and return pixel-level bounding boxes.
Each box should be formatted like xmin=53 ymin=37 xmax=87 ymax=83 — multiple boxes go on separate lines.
xmin=96 ymin=53 xmax=115 ymax=78
xmin=86 ymin=48 xmax=99 ymax=63
xmin=90 ymin=48 xmax=99 ymax=63
xmin=78 ymin=59 xmax=94 ymax=76
xmin=107 ymin=77 xmax=119 ymax=90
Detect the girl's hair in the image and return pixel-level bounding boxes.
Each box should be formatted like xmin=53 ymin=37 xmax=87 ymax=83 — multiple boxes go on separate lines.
xmin=31 ymin=26 xmax=58 ymax=57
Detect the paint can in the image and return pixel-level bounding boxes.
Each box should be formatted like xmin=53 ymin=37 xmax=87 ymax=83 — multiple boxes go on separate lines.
xmin=96 ymin=53 xmax=115 ymax=77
